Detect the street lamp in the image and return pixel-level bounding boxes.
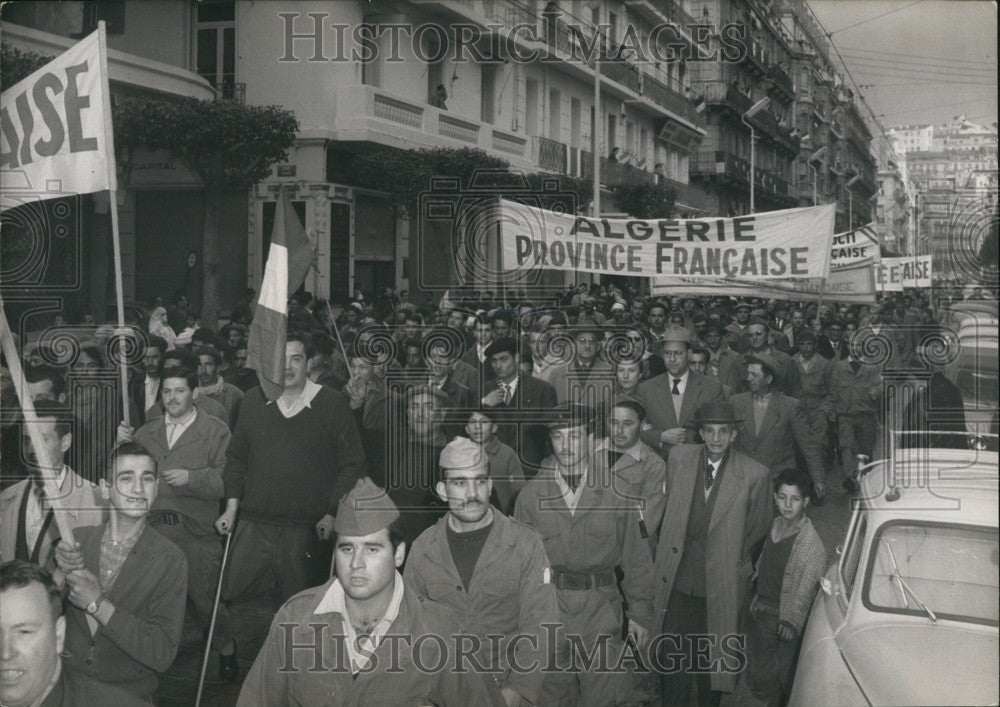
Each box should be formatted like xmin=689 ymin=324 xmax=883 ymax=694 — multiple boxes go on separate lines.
xmin=844 ymin=174 xmax=861 ymax=228
xmin=808 ymin=146 xmax=826 ymax=207
xmin=741 ymin=97 xmax=771 ymax=213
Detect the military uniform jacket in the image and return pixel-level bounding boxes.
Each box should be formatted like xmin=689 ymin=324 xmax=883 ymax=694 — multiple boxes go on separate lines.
xmin=405 ymin=512 xmax=559 ymax=704
xmin=792 ymin=353 xmax=836 ymax=418
xmin=514 ymin=458 xmax=654 ymax=628
xmin=238 ymin=578 xmax=506 ymax=707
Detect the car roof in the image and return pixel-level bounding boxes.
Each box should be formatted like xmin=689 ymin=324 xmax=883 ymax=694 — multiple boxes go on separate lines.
xmin=859 ymin=449 xmax=999 ymax=525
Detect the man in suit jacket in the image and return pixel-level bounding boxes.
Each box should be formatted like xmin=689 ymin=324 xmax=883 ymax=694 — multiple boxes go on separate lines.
xmin=127 ymin=335 xmax=169 ymax=428
xmin=53 ymin=442 xmax=187 ymax=699
xmin=730 ymin=354 xmax=826 ymax=498
xmin=481 ymin=338 xmax=558 ymax=475
xmin=0 ymin=402 xmax=105 ymax=567
xmin=637 ymin=326 xmax=726 ymax=459
xmin=653 ymin=402 xmax=771 ymax=704
xmin=117 ymin=366 xmax=238 ymax=682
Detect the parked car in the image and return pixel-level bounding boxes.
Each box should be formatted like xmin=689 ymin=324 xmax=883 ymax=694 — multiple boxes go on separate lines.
xmin=789 ymin=445 xmax=999 ymax=706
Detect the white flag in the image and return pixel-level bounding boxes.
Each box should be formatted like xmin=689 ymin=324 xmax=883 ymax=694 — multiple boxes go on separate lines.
xmin=1 ymin=29 xmax=115 ymax=211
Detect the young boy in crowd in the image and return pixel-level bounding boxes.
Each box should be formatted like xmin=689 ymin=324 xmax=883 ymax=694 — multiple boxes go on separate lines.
xmin=746 ymin=469 xmax=827 ymax=706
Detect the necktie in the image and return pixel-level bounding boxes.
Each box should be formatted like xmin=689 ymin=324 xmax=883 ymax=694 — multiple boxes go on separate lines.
xmin=672 ymin=378 xmax=682 ymax=419
xmin=704 ymin=460 xmax=716 ymax=492
xmin=501 ymin=384 xmax=511 ymax=405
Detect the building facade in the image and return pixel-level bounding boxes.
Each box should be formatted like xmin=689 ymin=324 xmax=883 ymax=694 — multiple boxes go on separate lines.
xmin=6 ymin=0 xmax=714 ymax=309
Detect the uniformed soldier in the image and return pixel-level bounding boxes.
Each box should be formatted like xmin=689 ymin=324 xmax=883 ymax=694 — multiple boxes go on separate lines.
xmin=515 ymin=404 xmax=654 ymax=706
xmin=406 ymin=437 xmax=560 ymax=706
xmin=238 ymin=478 xmax=505 ymax=706
xmin=790 ymin=330 xmax=836 ymax=501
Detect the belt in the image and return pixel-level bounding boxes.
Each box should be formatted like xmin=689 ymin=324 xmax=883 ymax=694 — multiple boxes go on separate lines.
xmin=551 ymin=568 xmax=615 ymax=591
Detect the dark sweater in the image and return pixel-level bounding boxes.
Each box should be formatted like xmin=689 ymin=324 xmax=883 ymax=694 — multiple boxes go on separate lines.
xmin=223 ymin=386 xmax=367 ymax=527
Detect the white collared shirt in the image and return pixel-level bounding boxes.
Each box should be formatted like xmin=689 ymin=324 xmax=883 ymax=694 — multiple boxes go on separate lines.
xmin=553 ymin=462 xmax=589 ymax=516
xmin=669 ymin=369 xmax=690 ymax=397
xmin=705 ymin=459 xmax=720 ymax=500
xmin=477 ymin=343 xmax=488 ymax=363
xmin=315 ymin=571 xmax=405 ymax=674
xmin=594 ymin=438 xmax=644 ymax=465
xmin=165 ymin=407 xmax=197 ymax=449
xmin=25 ymin=466 xmax=69 ymax=552
xmin=268 ymin=378 xmax=322 ymax=418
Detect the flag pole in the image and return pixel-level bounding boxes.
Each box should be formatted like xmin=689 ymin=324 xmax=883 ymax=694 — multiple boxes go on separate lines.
xmin=0 ymin=300 xmax=76 ymax=546
xmin=97 ymin=21 xmax=130 ymax=427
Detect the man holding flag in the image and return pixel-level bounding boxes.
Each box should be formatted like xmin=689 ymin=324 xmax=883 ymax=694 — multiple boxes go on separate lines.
xmin=215 ymin=194 xmax=367 ymax=606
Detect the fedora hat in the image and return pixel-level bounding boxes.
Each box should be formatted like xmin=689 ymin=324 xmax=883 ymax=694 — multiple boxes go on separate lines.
xmin=690 ymin=401 xmax=743 ymax=427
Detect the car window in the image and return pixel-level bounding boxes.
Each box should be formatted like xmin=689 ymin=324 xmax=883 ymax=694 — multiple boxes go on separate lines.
xmin=840 ymin=512 xmax=867 ymax=599
xmin=865 ymin=521 xmax=999 ymax=626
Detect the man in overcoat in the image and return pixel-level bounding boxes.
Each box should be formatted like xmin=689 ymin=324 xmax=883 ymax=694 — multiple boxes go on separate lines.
xmin=653 ymin=401 xmax=770 ymax=706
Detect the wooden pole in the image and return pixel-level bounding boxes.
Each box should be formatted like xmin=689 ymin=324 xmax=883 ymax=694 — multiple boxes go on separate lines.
xmin=97 ymin=21 xmax=130 ymax=426
xmin=0 ymin=301 xmax=76 ymax=546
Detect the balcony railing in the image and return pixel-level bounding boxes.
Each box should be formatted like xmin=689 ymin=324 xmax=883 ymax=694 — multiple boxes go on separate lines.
xmin=769 ymin=65 xmax=793 ymax=99
xmin=210 ymin=81 xmax=246 ymax=103
xmin=602 ymin=58 xmax=642 ymax=93
xmin=534 ymin=136 xmax=568 ymax=174
xmin=642 ymin=74 xmax=701 ymax=124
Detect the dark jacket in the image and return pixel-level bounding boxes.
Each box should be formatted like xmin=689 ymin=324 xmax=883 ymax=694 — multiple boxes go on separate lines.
xmin=63 ymin=523 xmax=187 ymax=697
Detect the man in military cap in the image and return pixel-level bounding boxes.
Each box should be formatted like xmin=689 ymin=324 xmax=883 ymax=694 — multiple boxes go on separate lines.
xmin=406 ymin=438 xmax=559 ymax=707
xmin=515 ymin=404 xmax=654 ymax=706
xmin=239 ymin=478 xmax=504 ymax=706
xmin=638 ymin=325 xmax=726 ymax=460
xmin=653 ymin=401 xmax=770 ymax=706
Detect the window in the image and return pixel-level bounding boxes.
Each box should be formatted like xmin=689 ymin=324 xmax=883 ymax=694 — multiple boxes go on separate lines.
xmin=865 ymin=522 xmax=998 ymax=626
xmin=196 ymin=1 xmax=235 ymax=93
xmin=840 ymin=511 xmax=867 ymax=598
xmin=81 ymin=0 xmax=125 ymax=34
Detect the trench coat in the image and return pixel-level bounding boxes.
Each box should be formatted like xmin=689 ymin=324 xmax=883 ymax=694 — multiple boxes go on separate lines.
xmin=652 ymin=444 xmax=771 ymax=693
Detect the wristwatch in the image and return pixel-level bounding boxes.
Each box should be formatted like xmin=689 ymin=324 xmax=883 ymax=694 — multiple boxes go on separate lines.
xmin=85 ymin=595 xmax=104 ymax=616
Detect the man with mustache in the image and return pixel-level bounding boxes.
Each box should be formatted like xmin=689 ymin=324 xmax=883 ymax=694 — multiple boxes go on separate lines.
xmin=239 ymin=478 xmax=504 ymax=706
xmin=53 ymin=442 xmax=188 ymax=699
xmin=118 ymin=366 xmax=238 ymax=682
xmin=405 ymin=437 xmax=559 ymax=707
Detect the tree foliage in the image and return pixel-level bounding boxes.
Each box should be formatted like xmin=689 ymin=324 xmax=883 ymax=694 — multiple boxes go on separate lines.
xmin=114 ymin=96 xmax=298 ymax=188
xmin=0 ymin=42 xmax=50 ymax=90
xmin=610 ymin=182 xmax=678 ymax=219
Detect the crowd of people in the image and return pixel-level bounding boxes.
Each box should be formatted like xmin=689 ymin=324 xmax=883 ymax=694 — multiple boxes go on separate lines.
xmin=0 ymin=278 xmax=988 ymax=706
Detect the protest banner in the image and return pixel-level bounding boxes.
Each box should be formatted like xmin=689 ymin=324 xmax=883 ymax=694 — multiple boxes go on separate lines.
xmin=1 ymin=28 xmax=116 ymax=208
xmin=500 ymin=200 xmax=836 ymax=280
xmin=877 ymin=255 xmax=933 ymax=291
xmin=831 ymin=223 xmax=879 ymax=267
xmin=0 ymin=25 xmax=132 ymax=423
xmin=651 ymin=257 xmax=877 ymax=304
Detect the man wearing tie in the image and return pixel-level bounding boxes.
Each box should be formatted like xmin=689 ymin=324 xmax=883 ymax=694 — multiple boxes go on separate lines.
xmin=0 ymin=401 xmax=105 ymax=567
xmin=481 ymin=337 xmax=558 ymax=475
xmin=637 ymin=326 xmax=726 ymax=460
xmin=652 ymin=401 xmax=771 ymax=706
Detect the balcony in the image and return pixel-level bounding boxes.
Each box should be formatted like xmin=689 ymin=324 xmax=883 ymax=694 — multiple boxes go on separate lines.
xmin=601 ymin=157 xmax=656 ymax=185
xmin=625 ymin=0 xmax=697 ymax=34
xmin=642 ymin=73 xmax=703 ymax=125
xmin=601 ymin=58 xmax=642 ymax=94
xmin=534 ymin=136 xmax=568 ymax=174
xmin=768 ymin=65 xmax=794 ymax=100
xmin=333 ymin=84 xmax=532 ymax=168
xmin=690 ymin=150 xmax=752 ymax=186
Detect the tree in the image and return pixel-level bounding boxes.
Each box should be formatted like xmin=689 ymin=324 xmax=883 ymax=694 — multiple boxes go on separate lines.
xmin=114 ymin=96 xmax=298 ymax=327
xmin=2 ymin=43 xmax=299 ymax=327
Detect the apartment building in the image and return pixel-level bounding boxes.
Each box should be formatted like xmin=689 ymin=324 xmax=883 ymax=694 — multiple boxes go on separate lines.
xmin=4 ymin=0 xmax=710 ymax=306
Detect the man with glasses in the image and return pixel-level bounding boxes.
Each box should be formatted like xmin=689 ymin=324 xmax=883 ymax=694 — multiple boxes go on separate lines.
xmin=638 ymin=326 xmax=726 ymax=460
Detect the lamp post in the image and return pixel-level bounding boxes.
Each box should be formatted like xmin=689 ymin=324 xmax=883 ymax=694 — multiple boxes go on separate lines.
xmin=741 ymin=97 xmax=771 ymax=213
xmin=844 ymin=174 xmax=861 ymax=228
xmin=808 ymin=146 xmax=826 ymax=207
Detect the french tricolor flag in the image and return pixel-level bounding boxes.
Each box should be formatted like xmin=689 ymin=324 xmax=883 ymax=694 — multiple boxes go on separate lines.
xmin=246 ymin=192 xmax=314 ymax=400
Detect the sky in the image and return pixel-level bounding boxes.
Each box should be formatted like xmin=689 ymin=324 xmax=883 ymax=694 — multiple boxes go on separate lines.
xmin=808 ymin=0 xmax=997 ymax=133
